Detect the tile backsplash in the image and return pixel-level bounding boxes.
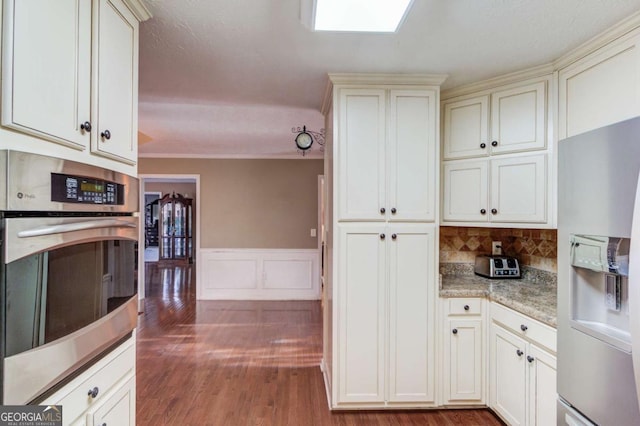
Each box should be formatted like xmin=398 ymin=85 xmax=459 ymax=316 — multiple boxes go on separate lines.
xmin=440 ymin=226 xmax=557 ymax=272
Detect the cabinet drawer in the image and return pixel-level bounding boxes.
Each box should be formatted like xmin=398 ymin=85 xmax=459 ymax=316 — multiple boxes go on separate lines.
xmin=46 ymin=339 xmax=135 ymax=424
xmin=448 ymin=298 xmax=483 ymax=316
xmin=490 ymin=302 xmax=556 ymax=353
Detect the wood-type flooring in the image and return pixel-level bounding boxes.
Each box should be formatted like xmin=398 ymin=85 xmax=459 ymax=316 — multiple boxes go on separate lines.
xmin=136 ymin=263 xmax=504 ymax=425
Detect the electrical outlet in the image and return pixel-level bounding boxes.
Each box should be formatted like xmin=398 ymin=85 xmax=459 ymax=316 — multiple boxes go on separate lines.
xmin=492 ymin=241 xmax=502 ymax=255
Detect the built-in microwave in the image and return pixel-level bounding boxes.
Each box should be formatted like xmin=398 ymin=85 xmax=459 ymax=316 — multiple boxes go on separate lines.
xmin=0 ymin=150 xmax=139 ymax=404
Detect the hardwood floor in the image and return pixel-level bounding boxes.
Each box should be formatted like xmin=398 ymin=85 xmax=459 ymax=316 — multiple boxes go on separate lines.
xmin=137 ymin=263 xmax=503 ymax=425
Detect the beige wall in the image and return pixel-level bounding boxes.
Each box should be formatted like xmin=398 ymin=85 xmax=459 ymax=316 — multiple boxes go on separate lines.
xmin=139 ymin=158 xmax=323 ymax=249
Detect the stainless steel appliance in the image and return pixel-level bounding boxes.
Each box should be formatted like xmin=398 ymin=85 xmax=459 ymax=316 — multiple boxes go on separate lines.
xmin=0 ymin=151 xmax=139 ymax=404
xmin=557 ymin=117 xmax=640 ymax=425
xmin=474 ymin=255 xmax=520 ymax=278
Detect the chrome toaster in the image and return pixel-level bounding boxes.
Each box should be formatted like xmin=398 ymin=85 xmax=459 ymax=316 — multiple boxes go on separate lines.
xmin=474 ymin=255 xmax=521 ymax=278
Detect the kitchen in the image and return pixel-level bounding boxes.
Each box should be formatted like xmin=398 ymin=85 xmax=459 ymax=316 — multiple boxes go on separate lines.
xmin=2 ymin=1 xmax=640 ymax=425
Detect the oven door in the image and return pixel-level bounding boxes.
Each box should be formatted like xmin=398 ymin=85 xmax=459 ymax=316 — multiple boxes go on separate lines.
xmin=1 ymin=215 xmax=139 ymax=404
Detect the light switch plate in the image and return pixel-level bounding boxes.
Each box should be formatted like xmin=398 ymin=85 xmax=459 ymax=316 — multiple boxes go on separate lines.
xmin=310 ymin=228 xmax=317 ymax=237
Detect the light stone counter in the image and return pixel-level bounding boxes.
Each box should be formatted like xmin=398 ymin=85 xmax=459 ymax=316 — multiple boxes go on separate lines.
xmin=440 ymin=265 xmax=557 ymax=327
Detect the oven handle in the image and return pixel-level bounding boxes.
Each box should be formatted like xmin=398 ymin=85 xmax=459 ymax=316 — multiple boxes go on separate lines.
xmin=17 ymin=219 xmax=137 ymax=238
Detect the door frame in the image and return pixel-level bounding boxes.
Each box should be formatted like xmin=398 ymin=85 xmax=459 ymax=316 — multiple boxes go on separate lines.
xmin=137 ymin=174 xmax=201 ymax=311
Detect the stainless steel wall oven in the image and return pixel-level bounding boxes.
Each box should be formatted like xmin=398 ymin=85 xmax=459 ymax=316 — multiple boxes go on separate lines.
xmin=0 ymin=151 xmax=139 ymax=404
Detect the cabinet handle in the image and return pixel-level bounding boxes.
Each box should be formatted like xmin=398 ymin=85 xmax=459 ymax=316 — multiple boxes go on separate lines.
xmin=491 ymin=140 xmax=498 ymax=147
xmin=380 ymin=233 xmax=385 ymax=240
xmin=491 ymin=208 xmax=498 ymax=214
xmin=391 ymin=233 xmax=397 ymax=240
xmin=101 ymin=130 xmax=111 ymax=140
xmin=80 ymin=121 xmax=92 ymax=132
xmin=520 ymin=324 xmax=528 ymax=332
xmin=380 ymin=207 xmax=386 ymax=214
xmin=88 ymin=386 xmax=99 ymax=398
xmin=452 ymin=328 xmax=458 ymax=334
xmin=464 ymin=304 xmax=470 ymax=311
xmin=527 ymin=356 xmax=535 ymax=363
xmin=516 ymin=349 xmax=524 ymax=357
xmin=391 ymin=207 xmax=397 ymax=214
xmin=480 ymin=209 xmax=486 ymax=215
xmin=480 ymin=142 xmax=486 ymax=149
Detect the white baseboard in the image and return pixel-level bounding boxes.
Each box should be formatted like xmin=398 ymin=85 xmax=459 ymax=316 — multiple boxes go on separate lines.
xmin=198 ymin=248 xmax=321 ymax=300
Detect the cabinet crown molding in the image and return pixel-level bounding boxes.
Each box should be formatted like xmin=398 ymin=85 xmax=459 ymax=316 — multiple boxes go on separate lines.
xmin=327 ymin=73 xmax=448 ymax=87
xmin=123 ymin=0 xmax=152 ymax=21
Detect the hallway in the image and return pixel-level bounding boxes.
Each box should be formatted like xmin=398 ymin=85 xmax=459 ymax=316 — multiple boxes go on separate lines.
xmin=136 ymin=263 xmax=502 ymax=425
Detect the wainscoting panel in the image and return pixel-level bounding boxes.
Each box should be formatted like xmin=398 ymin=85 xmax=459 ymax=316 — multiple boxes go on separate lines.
xmin=199 ymin=249 xmax=320 ymax=300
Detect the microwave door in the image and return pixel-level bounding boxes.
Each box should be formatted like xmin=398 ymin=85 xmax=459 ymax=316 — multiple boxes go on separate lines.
xmin=630 ymin=169 xmax=640 ymax=410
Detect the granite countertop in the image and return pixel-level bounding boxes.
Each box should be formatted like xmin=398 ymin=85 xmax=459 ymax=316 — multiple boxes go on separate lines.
xmin=440 ymin=265 xmax=557 ymax=327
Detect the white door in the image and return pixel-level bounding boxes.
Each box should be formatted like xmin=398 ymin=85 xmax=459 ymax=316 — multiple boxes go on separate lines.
xmin=490 ymin=325 xmax=527 ymax=426
xmin=387 ymin=224 xmax=435 ymax=403
xmin=528 ymin=344 xmax=557 ymax=426
xmin=490 ymin=81 xmax=547 ymax=154
xmin=387 ymin=90 xmax=436 ymax=222
xmin=442 ymin=160 xmax=489 ymax=222
xmin=92 ymin=0 xmax=138 ymax=163
xmin=490 ymin=154 xmax=547 ymax=223
xmin=442 ymin=95 xmax=490 ymax=160
xmin=2 ymin=0 xmax=91 ymax=149
xmin=338 ymin=89 xmax=386 ymax=221
xmin=337 ymin=224 xmax=386 ymax=403
xmin=445 ymin=319 xmax=483 ymax=403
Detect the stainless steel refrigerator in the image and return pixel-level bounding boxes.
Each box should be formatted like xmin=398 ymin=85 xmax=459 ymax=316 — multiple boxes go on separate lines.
xmin=557 ymin=117 xmax=640 ymax=425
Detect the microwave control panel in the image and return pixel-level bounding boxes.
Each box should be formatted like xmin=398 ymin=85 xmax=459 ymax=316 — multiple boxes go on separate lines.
xmin=51 ymin=173 xmax=125 ymax=205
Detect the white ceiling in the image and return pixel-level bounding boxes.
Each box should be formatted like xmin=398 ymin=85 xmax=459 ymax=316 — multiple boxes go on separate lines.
xmin=138 ymin=0 xmax=640 ymax=159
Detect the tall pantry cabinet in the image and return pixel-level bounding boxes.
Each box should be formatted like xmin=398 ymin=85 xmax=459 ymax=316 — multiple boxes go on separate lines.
xmin=321 ymin=74 xmax=446 ymax=409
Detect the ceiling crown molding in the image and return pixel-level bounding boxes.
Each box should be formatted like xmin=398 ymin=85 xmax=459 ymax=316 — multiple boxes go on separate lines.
xmin=123 ymin=0 xmax=152 ymax=21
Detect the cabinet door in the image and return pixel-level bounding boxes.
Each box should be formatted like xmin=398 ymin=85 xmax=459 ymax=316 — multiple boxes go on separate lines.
xmin=338 ymin=89 xmax=386 ymax=221
xmin=388 ymin=224 xmax=435 ymax=403
xmin=528 ymin=344 xmax=557 ymax=426
xmin=490 ymin=82 xmax=546 ymax=154
xmin=1 ymin=0 xmax=91 ymax=149
xmin=337 ymin=225 xmax=386 ymax=403
xmin=490 ymin=154 xmax=546 ymax=223
xmin=442 ymin=96 xmax=490 ymax=160
xmin=490 ymin=325 xmax=527 ymax=426
xmin=445 ymin=319 xmax=483 ymax=403
xmin=90 ymin=376 xmax=135 ymax=426
xmin=388 ymin=90 xmax=437 ymax=222
xmin=442 ymin=160 xmax=489 ymax=222
xmin=92 ymin=0 xmax=139 ymax=164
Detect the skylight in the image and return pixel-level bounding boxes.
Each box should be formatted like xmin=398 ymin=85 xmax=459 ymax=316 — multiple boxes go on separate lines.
xmin=313 ymin=0 xmax=413 ymax=33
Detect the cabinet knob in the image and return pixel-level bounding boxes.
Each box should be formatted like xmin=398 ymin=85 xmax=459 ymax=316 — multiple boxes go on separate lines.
xmin=101 ymin=130 xmax=111 ymax=140
xmin=80 ymin=121 xmax=92 ymax=132
xmin=480 ymin=209 xmax=486 ymax=215
xmin=520 ymin=324 xmax=528 ymax=332
xmin=491 ymin=208 xmax=497 ymax=214
xmin=452 ymin=328 xmax=458 ymax=334
xmin=480 ymin=142 xmax=486 ymax=149
xmin=527 ymin=356 xmax=535 ymax=363
xmin=380 ymin=233 xmax=385 ymax=240
xmin=491 ymin=140 xmax=498 ymax=147
xmin=391 ymin=207 xmax=397 ymax=214
xmin=380 ymin=207 xmax=386 ymax=214
xmin=391 ymin=233 xmax=397 ymax=240
xmin=464 ymin=304 xmax=470 ymax=311
xmin=516 ymin=349 xmax=524 ymax=357
xmin=88 ymin=386 xmax=99 ymax=398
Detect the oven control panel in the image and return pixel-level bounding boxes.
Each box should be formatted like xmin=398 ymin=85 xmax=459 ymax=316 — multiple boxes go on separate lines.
xmin=51 ymin=173 xmax=125 ymax=205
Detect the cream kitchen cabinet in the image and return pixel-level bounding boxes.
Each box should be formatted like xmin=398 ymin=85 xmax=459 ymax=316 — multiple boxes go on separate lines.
xmin=335 ymin=223 xmax=436 ymax=406
xmin=489 ymin=302 xmax=557 ymax=426
xmin=1 ymin=0 xmax=148 ymax=170
xmin=337 ymin=88 xmax=438 ymax=223
xmin=442 ymin=297 xmax=485 ymax=405
xmin=87 ymin=376 xmax=135 ymax=426
xmin=442 ymin=153 xmax=547 ymax=224
xmin=442 ymin=80 xmax=547 ymax=160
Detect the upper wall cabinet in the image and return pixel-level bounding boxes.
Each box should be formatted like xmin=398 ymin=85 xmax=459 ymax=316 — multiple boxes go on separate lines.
xmin=1 ymin=0 xmax=149 ymax=170
xmin=442 ymin=81 xmax=546 ymax=160
xmin=338 ymin=88 xmax=438 ymax=223
xmin=558 ymin=33 xmax=640 ymax=139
